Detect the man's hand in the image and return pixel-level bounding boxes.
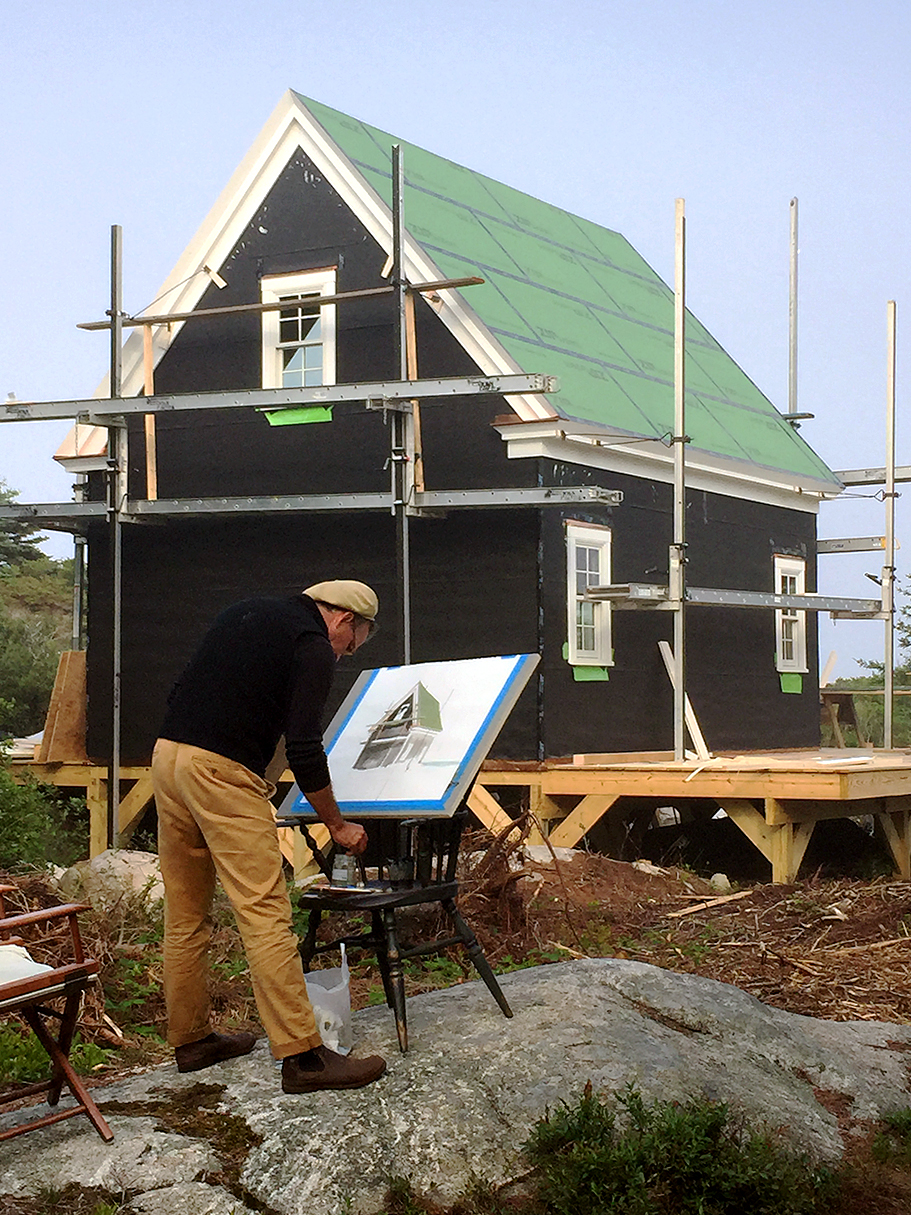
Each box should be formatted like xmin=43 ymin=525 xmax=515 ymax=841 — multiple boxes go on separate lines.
xmin=304 ymin=783 xmax=368 ymax=855
xmin=330 ymin=819 xmax=367 ymax=855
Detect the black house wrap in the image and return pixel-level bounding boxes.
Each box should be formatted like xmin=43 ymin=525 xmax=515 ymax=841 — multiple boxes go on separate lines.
xmin=81 ymin=103 xmax=827 ymax=766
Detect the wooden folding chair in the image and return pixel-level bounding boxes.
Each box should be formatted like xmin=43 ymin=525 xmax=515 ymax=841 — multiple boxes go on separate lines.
xmin=287 ymin=809 xmax=513 ymax=1053
xmin=0 ymin=885 xmax=113 ymax=1142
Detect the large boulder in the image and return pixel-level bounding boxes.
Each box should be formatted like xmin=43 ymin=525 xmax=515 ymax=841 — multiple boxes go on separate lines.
xmin=55 ymin=848 xmax=164 ymax=910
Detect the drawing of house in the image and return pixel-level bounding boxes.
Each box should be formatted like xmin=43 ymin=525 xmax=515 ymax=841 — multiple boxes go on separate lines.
xmin=54 ymin=91 xmax=842 ymax=766
xmin=354 ymin=683 xmax=443 ymax=770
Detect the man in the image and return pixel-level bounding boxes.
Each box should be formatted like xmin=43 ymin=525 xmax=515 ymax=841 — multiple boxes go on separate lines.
xmin=151 ymin=579 xmax=386 ymax=1093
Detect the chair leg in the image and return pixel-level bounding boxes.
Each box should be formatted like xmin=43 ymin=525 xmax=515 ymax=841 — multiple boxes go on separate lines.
xmin=382 ymin=908 xmax=408 ymax=1053
xmin=442 ymin=898 xmax=513 ymax=1019
xmin=372 ymin=910 xmax=395 ymax=1009
xmin=47 ymin=992 xmax=81 ymax=1106
xmin=22 ymin=1005 xmax=114 ymax=1142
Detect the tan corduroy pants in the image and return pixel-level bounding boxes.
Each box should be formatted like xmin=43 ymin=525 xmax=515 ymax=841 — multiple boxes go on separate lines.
xmin=152 ymin=738 xmax=321 ymax=1058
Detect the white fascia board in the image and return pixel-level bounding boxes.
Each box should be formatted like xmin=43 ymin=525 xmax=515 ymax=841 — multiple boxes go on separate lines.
xmin=94 ymin=92 xmax=305 ymax=401
xmin=496 ymin=424 xmax=832 ymax=513
xmin=53 ymin=454 xmax=110 ymax=474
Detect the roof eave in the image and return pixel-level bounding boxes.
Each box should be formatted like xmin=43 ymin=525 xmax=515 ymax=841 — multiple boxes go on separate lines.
xmin=493 ymin=419 xmax=843 ymax=513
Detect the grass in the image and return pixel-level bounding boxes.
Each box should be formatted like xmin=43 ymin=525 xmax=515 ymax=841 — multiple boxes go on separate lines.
xmin=873 ymin=1107 xmax=911 ymax=1168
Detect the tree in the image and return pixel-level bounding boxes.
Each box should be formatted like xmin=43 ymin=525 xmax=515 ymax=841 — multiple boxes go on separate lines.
xmin=0 ymin=480 xmax=46 ymax=570
xmin=828 ymin=576 xmax=911 ymax=746
xmin=0 ymin=608 xmax=61 ymax=737
xmin=0 ymin=481 xmax=73 ymax=738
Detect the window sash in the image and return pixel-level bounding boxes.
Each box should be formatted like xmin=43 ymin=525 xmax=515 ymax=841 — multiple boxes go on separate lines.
xmin=261 ymin=270 xmax=336 ymax=390
xmin=774 ymin=556 xmax=807 ymax=673
xmin=566 ymin=524 xmax=612 ymax=666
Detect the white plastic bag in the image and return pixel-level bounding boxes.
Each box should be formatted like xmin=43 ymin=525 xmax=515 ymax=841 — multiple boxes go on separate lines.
xmin=304 ymin=944 xmax=352 ymax=1055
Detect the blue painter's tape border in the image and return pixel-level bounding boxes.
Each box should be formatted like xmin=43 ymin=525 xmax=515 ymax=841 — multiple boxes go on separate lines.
xmin=282 ymin=654 xmax=537 ymax=819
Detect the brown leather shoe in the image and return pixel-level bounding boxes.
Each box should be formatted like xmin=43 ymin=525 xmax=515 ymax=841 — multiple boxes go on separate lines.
xmin=281 ymin=1045 xmax=386 ymax=1093
xmin=175 ymin=1030 xmax=257 ymax=1073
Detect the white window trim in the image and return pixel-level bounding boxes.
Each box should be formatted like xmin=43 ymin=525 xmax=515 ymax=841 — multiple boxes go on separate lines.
xmin=774 ymin=554 xmax=808 ymax=673
xmin=566 ymin=521 xmax=613 ymax=667
xmin=261 ymin=268 xmax=337 ymax=389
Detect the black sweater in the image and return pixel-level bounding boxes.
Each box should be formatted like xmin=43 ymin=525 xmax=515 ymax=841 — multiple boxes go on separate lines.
xmin=159 ymin=595 xmax=334 ymax=792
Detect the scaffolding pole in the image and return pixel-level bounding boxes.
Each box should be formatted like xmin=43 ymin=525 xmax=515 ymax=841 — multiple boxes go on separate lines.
xmin=884 ymin=300 xmax=897 ymax=747
xmin=391 ymin=144 xmax=412 ymax=664
xmin=789 ymin=199 xmax=798 ymax=416
xmin=670 ymin=199 xmax=687 ymax=761
xmin=107 ymin=225 xmax=125 ymax=847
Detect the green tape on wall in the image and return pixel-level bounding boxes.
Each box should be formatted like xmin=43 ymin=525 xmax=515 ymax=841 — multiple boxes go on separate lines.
xmin=780 ymin=672 xmax=803 ymax=694
xmin=562 ymin=641 xmax=609 ymax=680
xmin=262 ymin=406 xmax=333 ymax=427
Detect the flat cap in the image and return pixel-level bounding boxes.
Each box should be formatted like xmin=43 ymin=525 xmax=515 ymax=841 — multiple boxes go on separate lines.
xmin=304 ymin=579 xmax=379 ymax=621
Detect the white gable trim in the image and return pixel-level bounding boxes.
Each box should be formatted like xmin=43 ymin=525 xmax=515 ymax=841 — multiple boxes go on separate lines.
xmin=494 ymin=421 xmax=835 ymax=513
xmin=92 ymin=91 xmax=556 ymax=424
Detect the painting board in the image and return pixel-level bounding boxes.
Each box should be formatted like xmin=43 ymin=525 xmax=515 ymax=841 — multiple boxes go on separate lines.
xmin=279 ymin=653 xmax=538 ymax=818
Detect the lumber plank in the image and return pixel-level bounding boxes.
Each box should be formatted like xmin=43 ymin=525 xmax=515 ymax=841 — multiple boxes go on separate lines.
xmin=37 ymin=652 xmax=87 ymax=764
xmin=88 ymin=774 xmax=106 ymax=859
xmin=666 ymin=889 xmax=755 ymax=918
xmin=771 ymin=821 xmax=814 ymax=883
xmin=467 ymin=783 xmax=515 ymax=834
xmin=117 ymin=776 xmax=154 ymax=843
xmin=570 ymin=751 xmax=675 ymax=766
xmin=717 ymin=798 xmax=774 ymax=862
xmin=548 ymin=794 xmax=619 ymax=848
xmin=875 ymin=807 xmax=911 ymax=879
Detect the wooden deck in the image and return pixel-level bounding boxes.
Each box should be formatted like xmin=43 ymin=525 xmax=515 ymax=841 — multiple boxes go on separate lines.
xmin=469 ymin=749 xmax=911 ymax=883
xmin=7 ymin=759 xmax=324 ymax=874
xmin=12 ymin=747 xmax=911 ymax=884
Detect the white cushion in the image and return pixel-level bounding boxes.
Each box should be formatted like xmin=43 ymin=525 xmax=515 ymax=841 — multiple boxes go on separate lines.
xmin=0 ymin=943 xmax=54 ymax=983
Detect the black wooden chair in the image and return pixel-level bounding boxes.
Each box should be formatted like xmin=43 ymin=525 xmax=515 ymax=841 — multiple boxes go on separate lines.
xmin=0 ymin=885 xmax=113 ymax=1143
xmin=286 ymin=810 xmax=513 ymax=1052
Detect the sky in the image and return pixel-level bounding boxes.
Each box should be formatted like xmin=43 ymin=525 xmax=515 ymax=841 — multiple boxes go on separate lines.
xmin=1 ymin=0 xmax=908 ymax=679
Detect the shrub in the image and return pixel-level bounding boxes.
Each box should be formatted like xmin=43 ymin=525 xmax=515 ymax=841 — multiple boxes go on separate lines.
xmin=523 ymin=1084 xmax=838 ymax=1215
xmin=0 ymin=761 xmax=88 ymax=869
xmin=0 ymin=1023 xmax=110 ymax=1084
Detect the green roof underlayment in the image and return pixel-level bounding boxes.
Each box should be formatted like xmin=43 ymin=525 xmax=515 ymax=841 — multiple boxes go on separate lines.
xmin=296 ymin=93 xmax=839 ymax=488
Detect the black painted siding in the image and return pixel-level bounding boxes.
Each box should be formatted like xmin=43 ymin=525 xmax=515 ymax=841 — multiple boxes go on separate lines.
xmin=87 ymin=145 xmax=819 ymax=765
xmin=538 ymin=463 xmax=819 ymax=755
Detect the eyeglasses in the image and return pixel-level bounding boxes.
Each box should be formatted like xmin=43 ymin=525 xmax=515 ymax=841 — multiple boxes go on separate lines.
xmin=318 ymin=600 xmax=378 ymax=641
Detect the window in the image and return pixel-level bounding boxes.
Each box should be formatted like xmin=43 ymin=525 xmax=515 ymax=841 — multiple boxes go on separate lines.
xmin=261 ymin=269 xmax=337 ymax=389
xmin=566 ymin=522 xmax=612 ymax=666
xmin=774 ymin=555 xmax=807 ymax=673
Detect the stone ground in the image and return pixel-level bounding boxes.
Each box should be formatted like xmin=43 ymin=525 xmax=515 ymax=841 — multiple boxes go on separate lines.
xmin=5 ymin=959 xmax=911 ymax=1215
xmin=5 ymin=820 xmax=911 ymax=1211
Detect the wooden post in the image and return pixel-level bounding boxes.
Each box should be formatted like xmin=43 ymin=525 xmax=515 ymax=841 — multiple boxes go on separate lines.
xmin=88 ymin=774 xmax=107 ymax=859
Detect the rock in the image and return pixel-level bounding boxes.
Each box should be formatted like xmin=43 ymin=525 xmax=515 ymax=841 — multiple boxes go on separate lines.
xmin=632 ymin=859 xmax=669 ymax=876
xmin=0 ymin=1113 xmax=219 ymax=1196
xmin=710 ymin=872 xmax=732 ymax=893
xmin=523 ymin=845 xmax=581 ymax=864
xmin=55 ymin=849 xmax=164 ymax=910
xmin=126 ymin=1181 xmax=258 ymax=1215
xmin=2 ymin=960 xmax=911 ymax=1214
